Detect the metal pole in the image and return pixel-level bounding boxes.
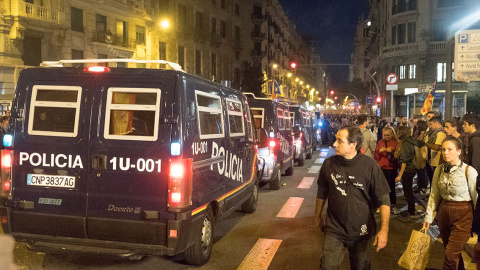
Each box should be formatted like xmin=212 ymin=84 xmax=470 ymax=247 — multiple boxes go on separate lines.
xmin=406 ymin=95 xmax=410 ymax=119
xmin=413 ymin=94 xmax=416 ymax=115
xmin=465 ymin=92 xmax=468 ymax=115
xmin=390 ymin=90 xmax=394 ymax=122
xmin=445 ymin=28 xmax=454 ymax=120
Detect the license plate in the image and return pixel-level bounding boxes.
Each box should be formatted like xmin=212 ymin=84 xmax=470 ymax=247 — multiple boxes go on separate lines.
xmin=27 ymin=174 xmax=75 ymax=188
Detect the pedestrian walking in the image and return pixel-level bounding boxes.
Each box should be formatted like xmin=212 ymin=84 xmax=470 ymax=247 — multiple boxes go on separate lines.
xmin=358 ymin=115 xmax=376 ymax=158
xmin=424 ymin=116 xmax=447 ymax=186
xmin=374 ymin=126 xmax=399 ymax=214
xmin=394 ymin=126 xmax=418 ymax=221
xmin=416 ymin=120 xmax=429 ymax=194
xmin=315 ymin=125 xmax=390 ymax=270
xmin=423 ymin=136 xmax=478 ymax=270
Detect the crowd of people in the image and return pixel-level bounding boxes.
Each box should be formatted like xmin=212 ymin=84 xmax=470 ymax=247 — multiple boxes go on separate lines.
xmin=316 ymin=111 xmax=480 ymax=270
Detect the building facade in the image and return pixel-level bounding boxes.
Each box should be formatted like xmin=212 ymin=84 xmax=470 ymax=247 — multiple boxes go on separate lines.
xmin=353 ymin=0 xmax=480 ymax=118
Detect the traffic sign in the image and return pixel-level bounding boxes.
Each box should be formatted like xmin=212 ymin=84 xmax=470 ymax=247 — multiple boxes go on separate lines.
xmin=366 ymin=95 xmax=374 ymax=105
xmin=455 ymin=30 xmax=480 ymax=82
xmin=386 ymin=84 xmax=398 ymax=91
xmin=386 ymin=73 xmax=398 ymax=85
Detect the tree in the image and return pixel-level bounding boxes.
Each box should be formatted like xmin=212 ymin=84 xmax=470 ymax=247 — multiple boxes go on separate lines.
xmin=240 ymin=61 xmax=265 ymax=97
xmin=338 ymin=78 xmax=370 ymax=103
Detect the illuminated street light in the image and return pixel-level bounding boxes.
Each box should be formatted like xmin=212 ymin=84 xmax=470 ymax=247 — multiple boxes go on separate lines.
xmin=306 ymin=85 xmax=310 ymax=89
xmin=299 ymin=81 xmax=303 ymax=85
xmin=295 ymin=78 xmax=299 ymax=82
xmin=287 ymin=73 xmax=292 ymax=77
xmin=315 ymin=91 xmax=319 ymax=94
xmin=160 ymin=20 xmax=170 ymax=29
xmin=273 ymin=64 xmax=278 ymax=69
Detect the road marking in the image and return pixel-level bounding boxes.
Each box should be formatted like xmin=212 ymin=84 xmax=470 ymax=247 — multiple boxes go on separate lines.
xmin=314 ymin=158 xmax=322 ymax=163
xmin=276 ymin=197 xmax=304 ymax=218
xmin=237 ymin=238 xmax=282 ymax=270
xmin=308 ymin=166 xmax=321 ymax=174
xmin=320 ymin=152 xmax=328 ymax=157
xmin=298 ymin=177 xmax=315 ymax=189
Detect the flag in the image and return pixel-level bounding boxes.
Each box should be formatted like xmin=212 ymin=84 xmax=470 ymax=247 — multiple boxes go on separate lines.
xmin=268 ymin=80 xmax=280 ymax=100
xmin=420 ymin=81 xmax=436 ymax=115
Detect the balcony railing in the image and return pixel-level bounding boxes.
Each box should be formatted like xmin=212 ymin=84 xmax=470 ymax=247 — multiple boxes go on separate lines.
xmin=91 ymin=31 xmax=136 ymax=50
xmin=428 ymin=41 xmax=446 ymax=51
xmin=381 ymin=42 xmax=426 ymax=57
xmin=23 ymin=2 xmax=61 ymax=24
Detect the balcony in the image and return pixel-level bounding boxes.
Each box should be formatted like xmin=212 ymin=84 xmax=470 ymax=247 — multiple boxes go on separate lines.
xmin=91 ymin=31 xmax=136 ymax=50
xmin=11 ymin=1 xmax=63 ymax=24
xmin=381 ymin=42 xmax=427 ymax=58
xmin=428 ymin=41 xmax=445 ymax=51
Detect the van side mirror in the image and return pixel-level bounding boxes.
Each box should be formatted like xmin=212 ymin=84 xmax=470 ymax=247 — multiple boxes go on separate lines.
xmin=292 ymin=126 xmax=301 ymax=138
xmin=256 ymin=128 xmax=268 ymax=148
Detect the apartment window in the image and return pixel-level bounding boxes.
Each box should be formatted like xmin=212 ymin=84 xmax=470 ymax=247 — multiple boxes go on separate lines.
xmin=71 ymin=7 xmax=83 ymax=32
xmin=71 ymin=49 xmax=84 ymax=67
xmin=397 ymin=24 xmax=406 ymax=44
xmin=391 ymin=26 xmax=396 ymax=45
xmin=233 ymin=67 xmax=240 ymax=88
xmin=196 ymin=12 xmax=204 ymax=36
xmin=159 ymin=42 xmax=166 ymax=68
xmin=136 ymin=25 xmax=145 ymax=45
xmin=235 ymin=3 xmax=240 ymax=15
xmin=178 ymin=46 xmax=185 ymax=69
xmin=408 ymin=64 xmax=416 ymax=79
xmin=234 ymin=25 xmax=241 ymax=43
xmin=438 ymin=0 xmax=463 ymax=8
xmin=221 ymin=0 xmax=226 ymax=9
xmin=178 ymin=4 xmax=187 ymax=31
xmin=96 ymin=14 xmax=107 ymax=42
xmin=235 ymin=50 xmax=240 ymax=60
xmin=397 ymin=0 xmax=406 ymax=12
xmin=392 ymin=0 xmax=397 ymax=15
xmin=195 ymin=50 xmax=202 ymax=75
xmin=396 ymin=65 xmax=406 ymax=79
xmin=211 ymin=18 xmax=217 ymax=34
xmin=116 ymin=20 xmax=128 ymax=46
xmin=437 ymin=62 xmax=447 ymax=82
xmin=220 ymin=20 xmax=226 ymax=38
xmin=408 ymin=0 xmax=417 ymax=10
xmin=407 ymin=22 xmax=416 ymax=43
xmin=211 ymin=54 xmax=217 ymax=80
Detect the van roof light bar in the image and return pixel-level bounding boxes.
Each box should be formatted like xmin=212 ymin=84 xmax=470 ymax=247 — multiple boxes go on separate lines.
xmin=40 ymin=59 xmax=184 ymax=72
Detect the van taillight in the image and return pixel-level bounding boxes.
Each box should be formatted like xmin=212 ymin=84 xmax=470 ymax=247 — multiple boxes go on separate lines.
xmin=84 ymin=66 xmax=110 ymax=73
xmin=1 ymin=149 xmax=12 ymax=197
xmin=168 ymin=158 xmax=193 ymax=209
xmin=268 ymin=139 xmax=277 ymax=158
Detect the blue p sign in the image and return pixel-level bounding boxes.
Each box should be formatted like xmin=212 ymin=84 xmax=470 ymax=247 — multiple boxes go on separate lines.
xmin=459 ymin=34 xmax=469 ymax=43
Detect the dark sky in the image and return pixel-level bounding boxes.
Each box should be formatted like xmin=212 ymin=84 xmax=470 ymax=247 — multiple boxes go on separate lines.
xmin=278 ymin=0 xmax=369 ymax=87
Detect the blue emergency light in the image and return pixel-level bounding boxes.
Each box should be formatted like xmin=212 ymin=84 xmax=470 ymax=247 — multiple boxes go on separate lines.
xmin=171 ymin=142 xmax=181 ymax=156
xmin=3 ymin=134 xmax=12 ymax=147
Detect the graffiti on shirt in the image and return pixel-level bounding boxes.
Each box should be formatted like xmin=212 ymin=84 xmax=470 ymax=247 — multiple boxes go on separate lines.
xmin=360 ymin=224 xmax=368 ymax=236
xmin=330 ymin=173 xmax=347 ymax=196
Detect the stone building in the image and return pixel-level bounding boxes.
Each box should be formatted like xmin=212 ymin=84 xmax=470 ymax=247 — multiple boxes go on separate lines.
xmin=352 ymin=0 xmax=480 ymax=118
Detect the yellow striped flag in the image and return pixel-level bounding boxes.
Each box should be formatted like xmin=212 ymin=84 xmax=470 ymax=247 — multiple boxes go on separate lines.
xmin=420 ymin=81 xmax=436 ymax=115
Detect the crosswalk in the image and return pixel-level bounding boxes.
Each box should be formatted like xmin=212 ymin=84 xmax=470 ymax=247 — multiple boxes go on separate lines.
xmin=236 ymin=148 xmax=328 ymax=270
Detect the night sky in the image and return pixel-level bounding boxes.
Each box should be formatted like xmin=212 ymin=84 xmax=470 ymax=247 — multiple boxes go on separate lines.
xmin=278 ymin=0 xmax=370 ymax=87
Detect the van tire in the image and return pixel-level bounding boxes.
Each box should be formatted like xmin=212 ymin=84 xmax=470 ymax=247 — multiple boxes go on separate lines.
xmin=298 ymin=153 xmax=305 ymax=166
xmin=184 ymin=207 xmax=215 ymax=266
xmin=306 ymin=148 xmax=313 ymax=159
xmin=241 ymin=179 xmax=258 ymax=213
xmin=285 ymin=159 xmax=294 ymax=176
xmin=269 ymin=170 xmax=281 ymax=190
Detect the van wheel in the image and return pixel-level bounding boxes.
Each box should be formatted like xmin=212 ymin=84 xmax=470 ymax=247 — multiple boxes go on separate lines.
xmin=241 ymin=179 xmax=258 ymax=213
xmin=184 ymin=207 xmax=215 ymax=266
xmin=306 ymin=148 xmax=313 ymax=159
xmin=298 ymin=153 xmax=305 ymax=166
xmin=285 ymin=159 xmax=294 ymax=176
xmin=269 ymin=170 xmax=281 ymax=190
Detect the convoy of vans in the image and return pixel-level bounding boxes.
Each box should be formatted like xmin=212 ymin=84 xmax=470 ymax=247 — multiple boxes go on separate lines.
xmin=289 ymin=106 xmax=315 ymax=165
xmin=0 ymin=59 xmax=321 ymax=266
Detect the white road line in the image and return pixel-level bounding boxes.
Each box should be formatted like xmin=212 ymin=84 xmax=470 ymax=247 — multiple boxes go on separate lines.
xmin=314 ymin=158 xmax=322 ymax=164
xmin=320 ymin=158 xmax=325 ymax=163
xmin=298 ymin=177 xmax=315 ymax=189
xmin=276 ymin=197 xmax=304 ymax=218
xmin=237 ymin=238 xmax=282 ymax=270
xmin=308 ymin=166 xmax=321 ymax=174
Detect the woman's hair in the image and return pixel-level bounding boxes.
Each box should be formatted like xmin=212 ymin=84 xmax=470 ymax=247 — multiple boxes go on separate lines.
xmin=445 ymin=117 xmax=462 ymax=133
xmin=442 ymin=135 xmax=462 ymax=151
xmin=394 ymin=126 xmax=412 ymax=158
xmin=382 ymin=126 xmax=398 ymax=141
xmin=416 ymin=120 xmax=428 ymax=132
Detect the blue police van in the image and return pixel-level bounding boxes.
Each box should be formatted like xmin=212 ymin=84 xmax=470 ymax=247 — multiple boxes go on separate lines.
xmin=0 ymin=59 xmax=266 ymax=265
xmin=245 ymin=95 xmax=294 ymax=190
xmin=289 ymin=106 xmax=314 ymax=165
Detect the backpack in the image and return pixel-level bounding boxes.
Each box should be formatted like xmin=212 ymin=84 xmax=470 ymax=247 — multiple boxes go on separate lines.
xmin=411 ymin=143 xmax=427 ymax=170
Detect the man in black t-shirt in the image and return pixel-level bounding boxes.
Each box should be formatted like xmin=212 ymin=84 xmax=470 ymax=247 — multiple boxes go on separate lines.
xmin=315 ymin=125 xmax=391 ymax=270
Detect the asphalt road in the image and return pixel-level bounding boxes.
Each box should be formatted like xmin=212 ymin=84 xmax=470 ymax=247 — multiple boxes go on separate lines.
xmin=7 ymin=148 xmax=476 ymax=269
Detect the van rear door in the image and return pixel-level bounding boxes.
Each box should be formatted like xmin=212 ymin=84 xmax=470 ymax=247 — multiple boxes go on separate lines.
xmin=86 ymin=75 xmax=173 ymax=245
xmin=10 ymin=76 xmax=91 ymax=238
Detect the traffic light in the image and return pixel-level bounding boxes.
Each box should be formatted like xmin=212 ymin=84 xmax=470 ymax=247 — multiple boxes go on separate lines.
xmin=376 ymin=97 xmax=382 ymax=103
xmin=290 ymin=62 xmax=297 ymax=69
xmin=334 ymin=96 xmax=338 ymax=100
xmin=318 ymin=97 xmax=322 ymax=101
xmin=330 ymin=90 xmax=334 ymax=95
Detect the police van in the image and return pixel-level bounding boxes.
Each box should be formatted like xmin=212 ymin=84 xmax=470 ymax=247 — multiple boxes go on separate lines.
xmin=289 ymin=106 xmax=314 ymax=165
xmin=245 ymin=95 xmax=294 ymax=190
xmin=0 ymin=59 xmax=267 ymax=266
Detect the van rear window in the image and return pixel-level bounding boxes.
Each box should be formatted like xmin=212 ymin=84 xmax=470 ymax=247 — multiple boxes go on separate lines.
xmin=251 ymin=108 xmax=264 ymax=129
xmin=104 ymin=88 xmax=161 ymax=141
xmin=196 ymin=91 xmax=224 ymax=139
xmin=227 ymin=99 xmax=244 ymax=137
xmin=28 ymin=85 xmax=82 ymax=137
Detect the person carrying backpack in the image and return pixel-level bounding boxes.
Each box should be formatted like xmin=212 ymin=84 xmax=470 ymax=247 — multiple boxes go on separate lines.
xmin=394 ymin=126 xmax=419 ymax=221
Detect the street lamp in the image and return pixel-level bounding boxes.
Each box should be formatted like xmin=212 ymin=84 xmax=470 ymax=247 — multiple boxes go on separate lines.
xmin=287 ymin=73 xmax=292 ymax=78
xmin=160 ymin=20 xmax=170 ymax=29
